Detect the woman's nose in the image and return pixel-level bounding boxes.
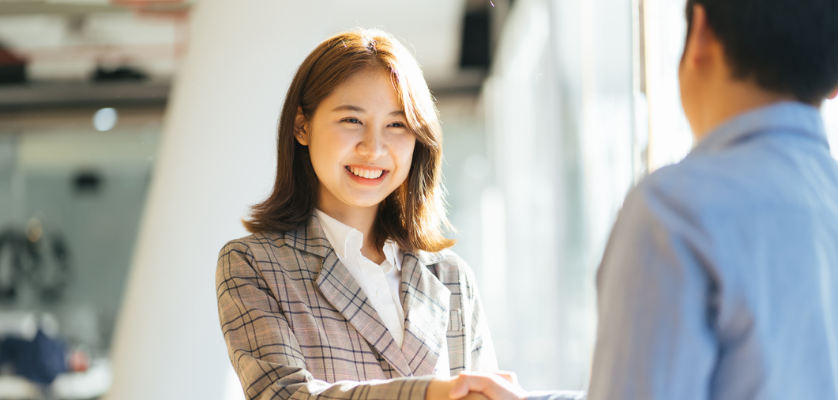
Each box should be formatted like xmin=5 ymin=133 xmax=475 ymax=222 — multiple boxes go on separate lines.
xmin=357 ymin=126 xmax=387 ymax=159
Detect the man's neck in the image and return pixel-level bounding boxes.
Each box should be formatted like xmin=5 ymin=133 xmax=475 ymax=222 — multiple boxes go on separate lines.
xmin=691 ymin=79 xmax=796 ymax=142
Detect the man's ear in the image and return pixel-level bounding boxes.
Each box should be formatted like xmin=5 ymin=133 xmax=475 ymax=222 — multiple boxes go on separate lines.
xmin=294 ymin=106 xmax=309 ymax=146
xmin=682 ymin=4 xmax=720 ymax=73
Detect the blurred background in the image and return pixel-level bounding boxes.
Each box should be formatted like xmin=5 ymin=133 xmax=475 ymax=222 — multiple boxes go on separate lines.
xmin=0 ymin=0 xmax=837 ymax=399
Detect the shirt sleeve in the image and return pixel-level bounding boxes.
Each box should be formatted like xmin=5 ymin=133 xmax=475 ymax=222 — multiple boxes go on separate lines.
xmin=216 ymin=241 xmax=432 ymax=400
xmin=527 ymin=390 xmax=587 ymax=400
xmin=586 ymin=184 xmax=717 ymax=400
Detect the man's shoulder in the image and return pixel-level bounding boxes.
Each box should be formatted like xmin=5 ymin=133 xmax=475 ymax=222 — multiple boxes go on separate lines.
xmin=641 ymin=122 xmax=838 ymax=213
xmin=629 ymin=159 xmax=726 ymax=221
xmin=623 ymin=140 xmax=838 ymax=249
xmin=635 ymin=146 xmax=785 ymax=215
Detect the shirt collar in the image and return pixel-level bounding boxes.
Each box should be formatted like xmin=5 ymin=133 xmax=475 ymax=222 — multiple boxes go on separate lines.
xmin=382 ymin=240 xmax=401 ymax=271
xmin=691 ymin=101 xmax=828 ymax=155
xmin=313 ymin=209 xmax=402 ymax=271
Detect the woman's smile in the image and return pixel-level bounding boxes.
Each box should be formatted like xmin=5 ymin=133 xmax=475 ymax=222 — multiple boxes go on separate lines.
xmin=345 ymin=165 xmax=389 ymax=186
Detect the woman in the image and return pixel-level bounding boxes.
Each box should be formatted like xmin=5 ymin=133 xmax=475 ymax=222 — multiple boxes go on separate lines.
xmin=216 ymin=29 xmax=497 ymax=400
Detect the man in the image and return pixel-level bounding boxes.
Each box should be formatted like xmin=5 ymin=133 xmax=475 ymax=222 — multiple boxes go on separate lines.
xmin=446 ymin=0 xmax=838 ymax=399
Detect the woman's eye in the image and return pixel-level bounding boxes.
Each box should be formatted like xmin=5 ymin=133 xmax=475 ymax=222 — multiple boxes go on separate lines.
xmin=389 ymin=122 xmax=406 ymax=128
xmin=341 ymin=117 xmax=361 ymax=124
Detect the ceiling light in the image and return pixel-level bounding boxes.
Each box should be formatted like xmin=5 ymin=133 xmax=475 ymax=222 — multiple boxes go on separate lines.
xmin=92 ymin=107 xmax=118 ymax=131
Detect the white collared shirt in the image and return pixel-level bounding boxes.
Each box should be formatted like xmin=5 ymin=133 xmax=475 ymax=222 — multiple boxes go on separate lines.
xmin=314 ymin=209 xmax=450 ymax=377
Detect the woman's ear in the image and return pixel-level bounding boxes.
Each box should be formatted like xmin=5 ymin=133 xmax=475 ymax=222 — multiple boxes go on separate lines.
xmin=828 ymin=86 xmax=838 ymax=100
xmin=294 ymin=106 xmax=310 ymax=146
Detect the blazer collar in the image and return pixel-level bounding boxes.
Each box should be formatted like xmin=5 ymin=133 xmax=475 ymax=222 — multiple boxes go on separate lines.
xmin=282 ymin=214 xmax=333 ymax=258
xmin=283 ymin=215 xmax=446 ymax=265
xmin=287 ymin=215 xmax=451 ymax=377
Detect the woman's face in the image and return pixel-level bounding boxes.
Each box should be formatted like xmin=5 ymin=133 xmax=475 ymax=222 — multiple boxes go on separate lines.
xmin=297 ymin=68 xmax=417 ymax=217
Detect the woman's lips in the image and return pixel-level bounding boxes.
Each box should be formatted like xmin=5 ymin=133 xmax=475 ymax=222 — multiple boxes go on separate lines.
xmin=345 ymin=165 xmax=388 ymax=186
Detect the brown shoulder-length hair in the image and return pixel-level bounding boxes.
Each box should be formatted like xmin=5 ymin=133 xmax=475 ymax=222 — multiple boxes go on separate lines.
xmin=243 ymin=28 xmax=455 ymax=253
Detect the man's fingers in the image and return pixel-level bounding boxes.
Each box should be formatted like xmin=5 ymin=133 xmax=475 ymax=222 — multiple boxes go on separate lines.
xmin=493 ymin=371 xmax=518 ymax=385
xmin=460 ymin=393 xmax=491 ymax=400
xmin=450 ymin=374 xmax=498 ymax=399
xmin=449 ymin=373 xmax=521 ymax=400
xmin=450 ymin=376 xmax=471 ymax=399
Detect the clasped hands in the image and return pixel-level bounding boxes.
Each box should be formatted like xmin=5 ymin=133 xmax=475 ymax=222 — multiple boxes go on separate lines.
xmin=426 ymin=371 xmax=528 ymax=400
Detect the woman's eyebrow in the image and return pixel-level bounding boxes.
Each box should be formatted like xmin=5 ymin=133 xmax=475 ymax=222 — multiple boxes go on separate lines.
xmin=332 ymin=105 xmax=365 ymax=112
xmin=332 ymin=105 xmax=405 ymax=117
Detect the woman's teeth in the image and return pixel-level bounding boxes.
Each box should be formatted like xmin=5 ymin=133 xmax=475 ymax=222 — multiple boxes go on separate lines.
xmin=347 ymin=166 xmax=384 ymax=179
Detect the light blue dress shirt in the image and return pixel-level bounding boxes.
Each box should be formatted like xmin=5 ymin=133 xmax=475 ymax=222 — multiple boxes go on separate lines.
xmin=535 ymin=102 xmax=838 ymax=400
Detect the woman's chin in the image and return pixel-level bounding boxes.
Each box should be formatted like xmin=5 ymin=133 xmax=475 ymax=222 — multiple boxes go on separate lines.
xmin=333 ymin=194 xmax=388 ymax=210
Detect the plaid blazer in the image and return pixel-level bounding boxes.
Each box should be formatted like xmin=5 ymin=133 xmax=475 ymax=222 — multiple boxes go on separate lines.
xmin=216 ymin=216 xmax=497 ymax=400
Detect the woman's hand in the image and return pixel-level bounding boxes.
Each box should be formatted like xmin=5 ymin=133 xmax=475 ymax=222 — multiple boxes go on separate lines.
xmin=426 ymin=377 xmax=458 ymax=400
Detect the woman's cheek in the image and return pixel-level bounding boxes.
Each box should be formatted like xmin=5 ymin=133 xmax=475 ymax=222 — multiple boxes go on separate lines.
xmin=396 ymin=135 xmax=417 ymax=157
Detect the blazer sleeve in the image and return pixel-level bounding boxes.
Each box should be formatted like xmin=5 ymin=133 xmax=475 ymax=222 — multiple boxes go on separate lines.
xmin=216 ymin=240 xmax=433 ymax=400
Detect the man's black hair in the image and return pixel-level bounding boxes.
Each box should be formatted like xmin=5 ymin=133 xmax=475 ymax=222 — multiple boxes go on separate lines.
xmin=685 ymin=0 xmax=838 ymax=104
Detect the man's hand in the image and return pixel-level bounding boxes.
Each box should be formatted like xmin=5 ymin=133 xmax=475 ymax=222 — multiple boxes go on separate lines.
xmin=426 ymin=377 xmax=490 ymax=400
xmin=449 ymin=372 xmax=528 ymax=400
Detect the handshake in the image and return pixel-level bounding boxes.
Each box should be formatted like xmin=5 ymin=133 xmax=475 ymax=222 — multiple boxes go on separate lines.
xmin=426 ymin=372 xmax=527 ymax=400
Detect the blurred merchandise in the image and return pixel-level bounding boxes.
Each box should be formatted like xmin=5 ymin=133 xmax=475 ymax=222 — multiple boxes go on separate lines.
xmin=66 ymin=349 xmax=88 ymax=374
xmin=0 ymin=329 xmax=67 ymax=385
xmin=0 ymin=44 xmax=26 ymax=86
xmin=91 ymin=66 xmax=148 ymax=83
xmin=0 ymin=358 xmax=111 ymax=400
xmin=0 ymin=222 xmax=71 ymax=304
xmin=0 ymin=312 xmax=110 ymax=399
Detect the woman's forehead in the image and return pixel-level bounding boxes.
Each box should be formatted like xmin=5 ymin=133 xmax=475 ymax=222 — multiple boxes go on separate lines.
xmin=320 ymin=69 xmax=404 ymax=112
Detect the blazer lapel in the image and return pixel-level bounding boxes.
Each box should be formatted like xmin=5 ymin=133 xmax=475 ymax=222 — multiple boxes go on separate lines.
xmin=289 ymin=216 xmax=413 ymax=377
xmin=400 ymin=250 xmax=450 ymax=376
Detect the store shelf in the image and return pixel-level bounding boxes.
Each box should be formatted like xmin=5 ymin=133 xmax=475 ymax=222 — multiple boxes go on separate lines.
xmin=0 ymin=82 xmax=170 ymax=110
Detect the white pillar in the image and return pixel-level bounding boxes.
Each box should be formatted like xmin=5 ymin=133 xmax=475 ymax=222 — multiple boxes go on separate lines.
xmin=103 ymin=1 xmax=327 ymax=399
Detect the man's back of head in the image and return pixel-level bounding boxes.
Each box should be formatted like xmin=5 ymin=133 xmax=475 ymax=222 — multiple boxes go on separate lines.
xmin=687 ymin=0 xmax=838 ymax=104
xmin=679 ymin=0 xmax=838 ymax=137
